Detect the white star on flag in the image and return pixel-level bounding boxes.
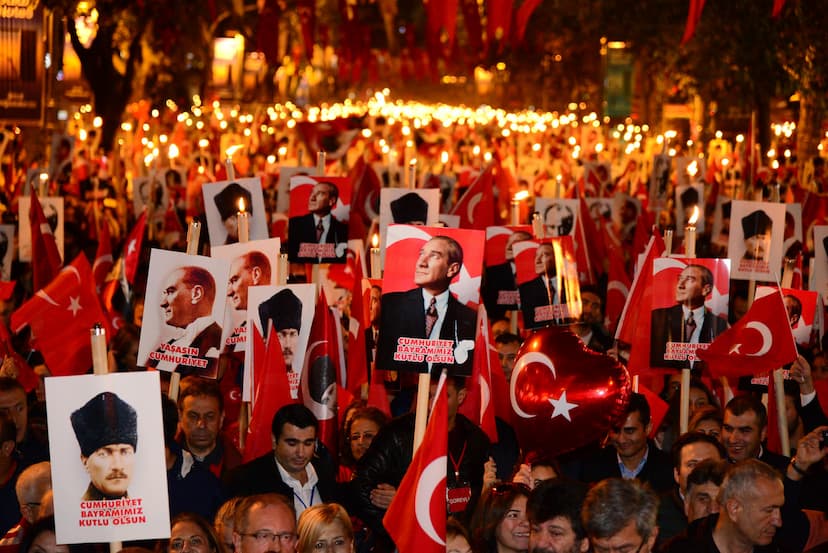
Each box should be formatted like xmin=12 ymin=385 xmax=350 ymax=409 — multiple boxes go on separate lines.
xmin=728 ymin=343 xmax=742 ymax=354
xmin=67 ymin=296 xmax=82 ymax=316
xmin=548 ymin=390 xmax=578 ymax=421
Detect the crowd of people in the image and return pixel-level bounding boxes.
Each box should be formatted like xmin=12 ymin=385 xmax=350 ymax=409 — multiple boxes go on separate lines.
xmin=0 ymin=92 xmax=827 ymax=553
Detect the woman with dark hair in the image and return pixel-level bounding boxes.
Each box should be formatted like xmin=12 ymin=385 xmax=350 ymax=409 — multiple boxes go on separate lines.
xmin=160 ymin=512 xmax=224 ymax=553
xmin=337 ymin=406 xmax=389 ymax=482
xmin=469 ymin=482 xmax=530 ymax=553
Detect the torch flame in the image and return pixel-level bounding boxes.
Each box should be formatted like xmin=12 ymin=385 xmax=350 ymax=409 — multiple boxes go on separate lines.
xmin=226 ymin=144 xmax=243 ymax=159
xmin=688 ymin=205 xmax=699 ymax=226
xmin=238 ymin=197 xmax=246 ymax=213
xmin=513 ymin=190 xmax=530 ymax=201
xmin=372 ymin=233 xmax=379 ymax=248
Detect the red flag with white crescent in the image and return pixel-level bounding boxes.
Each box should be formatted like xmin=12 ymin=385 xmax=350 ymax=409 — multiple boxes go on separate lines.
xmin=697 ymin=287 xmax=797 ymax=378
xmin=384 ymin=371 xmax=447 ymax=553
xmin=29 ymin=191 xmax=63 ymax=291
xmin=244 ymin=323 xmax=296 ymax=462
xmin=124 ymin=211 xmax=147 ymax=285
xmin=11 ymin=255 xmax=108 ymax=377
xmin=346 ymin=255 xmax=369 ymax=395
xmin=299 ymin=289 xmax=340 ymax=459
xmin=605 ymin=244 xmax=631 ymax=334
xmin=457 ymin=305 xmax=498 ymax=442
xmin=93 ymin=218 xmax=113 ymax=293
xmin=450 ymin=164 xmax=495 ymax=230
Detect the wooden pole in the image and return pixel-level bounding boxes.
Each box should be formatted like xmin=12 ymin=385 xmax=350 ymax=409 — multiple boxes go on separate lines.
xmin=90 ymin=324 xmax=123 ymax=553
xmin=772 ymin=368 xmax=790 ymax=455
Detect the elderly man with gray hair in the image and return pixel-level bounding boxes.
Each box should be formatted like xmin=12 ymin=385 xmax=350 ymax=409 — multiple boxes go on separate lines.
xmin=582 ymin=478 xmax=659 ymax=553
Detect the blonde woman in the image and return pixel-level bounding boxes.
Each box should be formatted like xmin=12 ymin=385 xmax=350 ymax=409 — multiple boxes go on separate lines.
xmin=296 ymin=503 xmax=353 ymax=553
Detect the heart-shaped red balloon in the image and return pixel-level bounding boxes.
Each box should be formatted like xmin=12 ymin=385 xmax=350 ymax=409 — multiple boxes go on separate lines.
xmin=510 ymin=325 xmax=631 ymax=458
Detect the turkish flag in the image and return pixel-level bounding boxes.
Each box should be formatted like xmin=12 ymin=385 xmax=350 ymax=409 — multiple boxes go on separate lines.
xmin=367 ymin=366 xmax=391 ymax=418
xmin=615 ymin=233 xmax=666 ymax=375
xmin=514 ymin=0 xmax=542 ymax=46
xmin=11 ymin=255 xmax=109 ymax=377
xmin=346 ymin=256 xmax=369 ymax=395
xmin=458 ymin=306 xmax=498 ymax=443
xmin=790 ymin=252 xmax=803 ymax=290
xmin=299 ymin=289 xmax=340 ymax=459
xmin=574 ymin=195 xmax=606 ymax=285
xmin=487 ymin=0 xmax=514 ymax=52
xmin=772 ymin=0 xmax=786 ymax=18
xmin=384 ymin=371 xmax=447 ymax=553
xmin=0 ymin=321 xmax=39 ymax=393
xmin=29 ymin=191 xmax=63 ymax=291
xmin=93 ymin=218 xmax=113 ymax=293
xmin=348 ymin=156 xmax=381 ymax=240
xmin=606 ymin=243 xmax=631 ymax=334
xmin=681 ymin=0 xmax=706 ymax=45
xmin=124 ymin=211 xmax=147 ymax=285
xmin=450 ymin=164 xmax=495 ymax=230
xmin=639 ymin=383 xmax=669 ymax=439
xmin=697 ymin=287 xmax=797 ymax=378
xmin=296 ymin=118 xmax=361 ymax=162
xmin=493 ymin=160 xmax=517 ymax=224
xmin=244 ymin=323 xmax=296 ymax=462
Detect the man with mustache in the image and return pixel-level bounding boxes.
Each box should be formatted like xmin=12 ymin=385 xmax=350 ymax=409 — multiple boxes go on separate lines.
xmin=71 ymin=392 xmax=137 ymax=501
xmin=527 ymin=479 xmax=589 ymax=553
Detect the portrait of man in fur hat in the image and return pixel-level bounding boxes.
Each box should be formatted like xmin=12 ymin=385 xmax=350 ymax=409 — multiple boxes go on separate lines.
xmin=71 ymin=391 xmax=138 ymax=500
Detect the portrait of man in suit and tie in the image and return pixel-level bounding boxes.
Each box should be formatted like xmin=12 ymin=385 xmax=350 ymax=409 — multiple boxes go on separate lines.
xmin=482 ymin=229 xmax=532 ymax=320
xmin=144 ymin=265 xmax=223 ymax=377
xmin=650 ymin=263 xmax=728 ymax=369
xmin=518 ymin=242 xmax=572 ymax=329
xmin=375 ymin=235 xmax=477 ymax=377
xmin=288 ymin=180 xmax=349 ymax=263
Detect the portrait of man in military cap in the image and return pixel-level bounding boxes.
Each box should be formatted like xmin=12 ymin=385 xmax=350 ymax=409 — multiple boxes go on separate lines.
xmin=728 ymin=200 xmax=784 ymax=281
xmin=71 ymin=391 xmax=138 ymax=500
xmin=245 ymin=284 xmax=316 ymax=400
xmin=46 ymin=372 xmax=170 ymax=544
xmin=202 ymin=178 xmax=268 ymax=247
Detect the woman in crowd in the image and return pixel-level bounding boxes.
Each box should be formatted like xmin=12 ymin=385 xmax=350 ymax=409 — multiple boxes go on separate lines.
xmin=337 ymin=406 xmax=389 ymax=482
xmin=447 ymin=517 xmax=473 ymax=553
xmin=297 ymin=503 xmax=354 ymax=553
xmin=20 ymin=516 xmax=70 ymax=553
xmin=469 ymin=482 xmax=530 ymax=553
xmin=163 ymin=513 xmax=224 ymax=553
xmin=214 ymin=497 xmax=243 ymax=553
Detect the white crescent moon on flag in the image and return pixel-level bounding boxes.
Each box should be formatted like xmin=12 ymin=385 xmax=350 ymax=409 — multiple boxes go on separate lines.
xmin=607 ymin=281 xmax=629 ymax=297
xmin=415 ymin=456 xmax=447 ymax=545
xmin=479 ymin=375 xmax=491 ymax=419
xmin=487 ymin=227 xmax=513 ymax=239
xmin=510 ymin=351 xmax=557 ymax=419
xmin=653 ymin=257 xmax=687 ymax=275
xmin=466 ymin=193 xmax=482 ymax=224
xmin=385 ymin=225 xmax=434 ymax=248
xmin=745 ymin=321 xmax=772 ymax=356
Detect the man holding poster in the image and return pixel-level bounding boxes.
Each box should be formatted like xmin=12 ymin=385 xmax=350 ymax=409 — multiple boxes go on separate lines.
xmin=650 ymin=263 xmax=729 ymax=369
xmin=376 ymin=234 xmax=477 ymax=376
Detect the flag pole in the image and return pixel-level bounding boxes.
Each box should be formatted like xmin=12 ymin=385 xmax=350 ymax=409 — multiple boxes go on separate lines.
xmin=236 ymin=207 xmax=250 ymax=451
xmin=90 ymin=324 xmax=123 ymax=553
xmin=772 ymin=368 xmax=790 ymax=455
xmin=413 ymin=372 xmax=431 ymax=450
xmin=680 ymin=210 xmax=698 ymax=434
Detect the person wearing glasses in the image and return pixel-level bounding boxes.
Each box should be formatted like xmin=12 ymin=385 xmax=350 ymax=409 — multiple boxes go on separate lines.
xmin=232 ymin=493 xmax=297 ymax=553
xmin=582 ymin=478 xmax=659 ymax=553
xmin=468 ymin=482 xmax=531 ymax=553
xmin=296 ymin=503 xmax=353 ymax=553
xmin=168 ymin=512 xmax=224 ymax=553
